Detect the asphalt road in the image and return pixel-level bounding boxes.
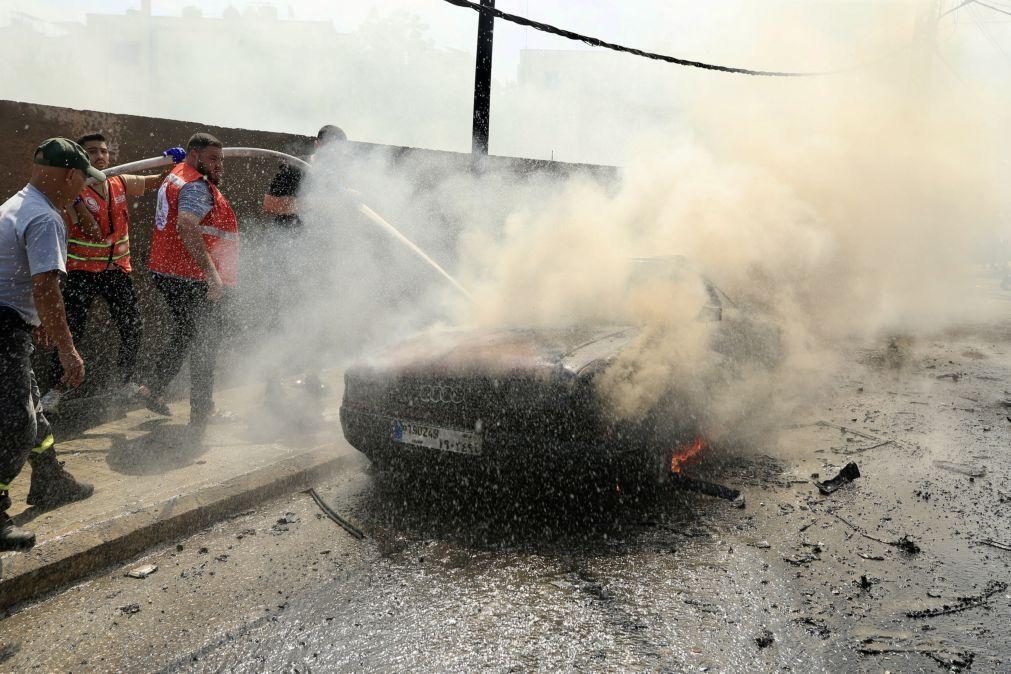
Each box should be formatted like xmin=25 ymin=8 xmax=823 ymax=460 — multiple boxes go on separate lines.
xmin=3 ymin=329 xmax=1011 ymax=673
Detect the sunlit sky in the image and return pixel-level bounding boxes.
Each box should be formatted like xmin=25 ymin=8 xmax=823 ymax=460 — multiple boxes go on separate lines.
xmin=3 ymin=0 xmax=1008 ymax=159
xmin=11 ymin=0 xmax=992 ymax=78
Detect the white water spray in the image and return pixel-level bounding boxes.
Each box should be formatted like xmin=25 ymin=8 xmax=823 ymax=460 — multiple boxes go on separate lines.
xmin=97 ymin=147 xmax=473 ymax=301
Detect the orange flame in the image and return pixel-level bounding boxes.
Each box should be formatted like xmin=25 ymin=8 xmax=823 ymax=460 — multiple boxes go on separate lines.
xmin=671 ymin=436 xmax=706 ymax=474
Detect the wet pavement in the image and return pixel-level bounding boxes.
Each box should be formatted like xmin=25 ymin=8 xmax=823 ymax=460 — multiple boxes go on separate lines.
xmin=3 ymin=323 xmax=1011 ymax=672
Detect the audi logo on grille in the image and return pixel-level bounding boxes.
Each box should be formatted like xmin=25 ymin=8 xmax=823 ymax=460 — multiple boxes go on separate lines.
xmin=417 ymin=383 xmax=465 ymax=404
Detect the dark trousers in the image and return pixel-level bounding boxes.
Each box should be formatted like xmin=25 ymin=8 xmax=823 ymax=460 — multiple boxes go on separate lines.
xmin=51 ymin=269 xmax=143 ymax=387
xmin=147 ymin=275 xmax=226 ymax=420
xmin=0 ymin=308 xmax=53 ymax=490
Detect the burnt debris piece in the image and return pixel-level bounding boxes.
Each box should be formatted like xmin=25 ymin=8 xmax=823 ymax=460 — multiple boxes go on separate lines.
xmin=830 ymin=513 xmax=921 ymax=554
xmin=125 ymin=564 xmax=157 ymax=579
xmin=306 ymin=488 xmax=367 ymax=540
xmin=668 ymin=472 xmax=741 ymax=503
xmin=815 ymin=462 xmax=861 ymax=495
xmin=905 ymin=581 xmax=1008 ymax=619
xmin=755 ymin=628 xmax=775 ymax=649
xmin=857 ymin=638 xmax=975 ymax=672
xmin=932 ymin=460 xmax=986 ymax=478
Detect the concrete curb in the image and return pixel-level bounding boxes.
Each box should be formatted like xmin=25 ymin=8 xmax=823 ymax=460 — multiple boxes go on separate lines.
xmin=0 ymin=446 xmax=347 ymax=612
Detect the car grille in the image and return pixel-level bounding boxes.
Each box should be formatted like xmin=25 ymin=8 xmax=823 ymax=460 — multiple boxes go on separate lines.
xmin=343 ymin=372 xmax=600 ymax=443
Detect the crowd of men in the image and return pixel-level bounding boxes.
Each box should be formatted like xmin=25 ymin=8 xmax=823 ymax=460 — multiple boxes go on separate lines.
xmin=0 ymin=125 xmax=344 ymax=551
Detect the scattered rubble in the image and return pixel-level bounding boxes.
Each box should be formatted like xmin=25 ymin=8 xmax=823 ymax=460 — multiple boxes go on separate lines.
xmin=830 ymin=513 xmax=921 ymax=554
xmin=306 ymin=489 xmax=366 ymax=540
xmin=906 ymin=581 xmax=1008 ymax=619
xmin=667 ymin=473 xmax=741 ymax=503
xmin=857 ymin=638 xmax=974 ymax=672
xmin=754 ymin=629 xmax=775 ymax=649
xmin=783 ymin=553 xmax=819 ymax=566
xmin=118 ymin=604 xmax=141 ymax=616
xmin=794 ymin=618 xmax=830 ymax=639
xmin=978 ymin=538 xmax=1011 ymax=552
xmin=815 ymin=462 xmax=861 ymax=495
xmin=933 ymin=460 xmax=987 ymax=478
xmin=125 ymin=564 xmax=157 ymax=579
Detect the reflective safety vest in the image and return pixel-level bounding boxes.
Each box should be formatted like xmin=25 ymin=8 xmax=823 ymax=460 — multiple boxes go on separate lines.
xmin=148 ymin=163 xmax=239 ymax=286
xmin=66 ymin=176 xmax=133 ymax=273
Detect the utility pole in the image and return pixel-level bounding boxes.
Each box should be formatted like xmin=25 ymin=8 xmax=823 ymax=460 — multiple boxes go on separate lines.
xmin=912 ymin=0 xmax=943 ymax=97
xmin=471 ymin=0 xmax=495 ymax=155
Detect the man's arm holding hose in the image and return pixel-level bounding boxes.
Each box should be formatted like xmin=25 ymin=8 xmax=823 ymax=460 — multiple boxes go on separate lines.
xmin=262 ymin=194 xmax=298 ymax=215
xmin=32 ymin=271 xmax=84 ymax=387
xmin=176 ymin=210 xmax=224 ymax=301
xmin=262 ymin=162 xmax=302 ymax=217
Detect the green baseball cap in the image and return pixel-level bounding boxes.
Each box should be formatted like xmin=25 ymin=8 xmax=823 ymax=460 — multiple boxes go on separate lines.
xmin=33 ymin=138 xmax=106 ymax=182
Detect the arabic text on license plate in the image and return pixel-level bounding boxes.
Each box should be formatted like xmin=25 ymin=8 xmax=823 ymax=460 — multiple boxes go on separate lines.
xmin=392 ymin=420 xmax=482 ymax=456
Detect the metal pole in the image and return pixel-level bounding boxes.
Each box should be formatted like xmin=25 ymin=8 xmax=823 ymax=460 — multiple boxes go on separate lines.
xmin=471 ymin=0 xmax=495 ymax=155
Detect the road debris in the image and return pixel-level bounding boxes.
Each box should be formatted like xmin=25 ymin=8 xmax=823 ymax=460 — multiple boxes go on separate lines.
xmin=754 ymin=628 xmax=775 ymax=649
xmin=794 ymin=617 xmax=830 ymax=639
xmin=857 ymin=637 xmax=974 ymax=672
xmin=832 ymin=440 xmax=894 ymax=456
xmin=815 ymin=462 xmax=860 ymax=495
xmin=118 ymin=603 xmax=141 ymax=616
xmin=783 ymin=553 xmax=819 ymax=566
xmin=978 ymin=538 xmax=1011 ymax=552
xmin=932 ymin=460 xmax=987 ymax=478
xmin=667 ymin=473 xmax=742 ymax=503
xmin=906 ymin=581 xmax=1008 ymax=619
xmin=306 ymin=488 xmax=366 ymax=540
xmin=830 ymin=513 xmax=921 ymax=554
xmin=858 ymin=552 xmax=885 ymax=561
xmin=125 ymin=564 xmax=157 ymax=579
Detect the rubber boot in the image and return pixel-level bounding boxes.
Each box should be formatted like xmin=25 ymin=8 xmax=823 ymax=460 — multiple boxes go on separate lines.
xmin=0 ymin=491 xmax=35 ymax=551
xmin=26 ymin=449 xmax=94 ymax=508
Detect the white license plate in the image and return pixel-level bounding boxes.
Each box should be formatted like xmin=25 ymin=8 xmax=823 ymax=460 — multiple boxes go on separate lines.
xmin=392 ymin=419 xmax=483 ymax=456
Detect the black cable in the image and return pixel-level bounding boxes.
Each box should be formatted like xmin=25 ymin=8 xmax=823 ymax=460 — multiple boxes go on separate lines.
xmin=439 ymin=0 xmax=823 ymax=77
xmin=941 ymin=0 xmax=975 ymax=18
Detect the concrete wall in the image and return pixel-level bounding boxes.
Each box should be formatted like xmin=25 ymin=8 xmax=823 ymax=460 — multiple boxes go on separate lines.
xmin=0 ymin=100 xmax=615 ymax=399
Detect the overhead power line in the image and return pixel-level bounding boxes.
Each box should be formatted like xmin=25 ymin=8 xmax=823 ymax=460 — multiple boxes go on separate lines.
xmin=439 ymin=0 xmax=822 ymax=77
xmin=972 ymin=0 xmax=1011 ymax=17
xmin=941 ymin=0 xmax=975 ymax=18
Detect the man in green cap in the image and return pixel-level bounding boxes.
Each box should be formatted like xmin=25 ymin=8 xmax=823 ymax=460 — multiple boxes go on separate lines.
xmin=0 ymin=138 xmax=102 ymax=551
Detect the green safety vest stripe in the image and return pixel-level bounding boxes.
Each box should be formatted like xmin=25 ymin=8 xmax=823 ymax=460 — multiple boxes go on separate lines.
xmin=68 ymin=251 xmax=131 ymax=262
xmin=68 ymin=235 xmax=130 ymax=248
xmin=32 ymin=434 xmax=55 ymax=453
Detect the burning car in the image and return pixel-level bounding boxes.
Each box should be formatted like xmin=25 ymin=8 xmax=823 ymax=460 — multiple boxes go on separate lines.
xmin=339 ymin=257 xmax=779 ymax=486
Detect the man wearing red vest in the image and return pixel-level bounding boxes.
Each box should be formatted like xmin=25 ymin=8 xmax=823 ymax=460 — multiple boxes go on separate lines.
xmin=143 ymin=133 xmax=238 ymax=431
xmin=40 ymin=133 xmax=185 ymax=413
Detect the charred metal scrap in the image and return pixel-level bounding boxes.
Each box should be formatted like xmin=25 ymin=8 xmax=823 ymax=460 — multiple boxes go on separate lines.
xmin=905 ymin=581 xmax=1008 ymax=619
xmin=815 ymin=462 xmax=860 ymax=495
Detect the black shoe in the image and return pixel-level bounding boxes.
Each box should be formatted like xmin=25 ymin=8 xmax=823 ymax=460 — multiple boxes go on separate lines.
xmin=0 ymin=492 xmax=35 ymax=551
xmin=27 ymin=451 xmax=95 ymax=508
xmin=144 ymin=395 xmax=171 ymax=416
xmin=0 ymin=512 xmax=35 ymax=551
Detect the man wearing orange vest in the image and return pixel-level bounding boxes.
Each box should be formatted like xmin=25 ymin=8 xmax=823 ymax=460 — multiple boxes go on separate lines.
xmin=40 ymin=133 xmax=185 ymax=413
xmin=143 ymin=133 xmax=238 ymax=431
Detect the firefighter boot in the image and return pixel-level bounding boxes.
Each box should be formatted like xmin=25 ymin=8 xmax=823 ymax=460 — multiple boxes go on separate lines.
xmin=0 ymin=491 xmax=35 ymax=551
xmin=27 ymin=449 xmax=94 ymax=508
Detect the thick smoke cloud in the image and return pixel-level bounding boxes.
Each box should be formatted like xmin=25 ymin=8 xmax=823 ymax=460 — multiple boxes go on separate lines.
xmin=4 ymin=3 xmax=1009 ymax=447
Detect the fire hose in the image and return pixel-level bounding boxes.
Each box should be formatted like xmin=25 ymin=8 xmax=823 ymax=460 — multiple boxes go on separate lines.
xmin=94 ymin=147 xmax=473 ymax=301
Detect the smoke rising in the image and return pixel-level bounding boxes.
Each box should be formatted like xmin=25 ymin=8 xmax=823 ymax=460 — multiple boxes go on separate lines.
xmin=4 ymin=3 xmax=1008 ymax=446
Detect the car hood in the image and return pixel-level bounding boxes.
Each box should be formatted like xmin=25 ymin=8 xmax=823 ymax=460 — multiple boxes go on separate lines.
xmin=357 ymin=325 xmax=636 ymax=378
